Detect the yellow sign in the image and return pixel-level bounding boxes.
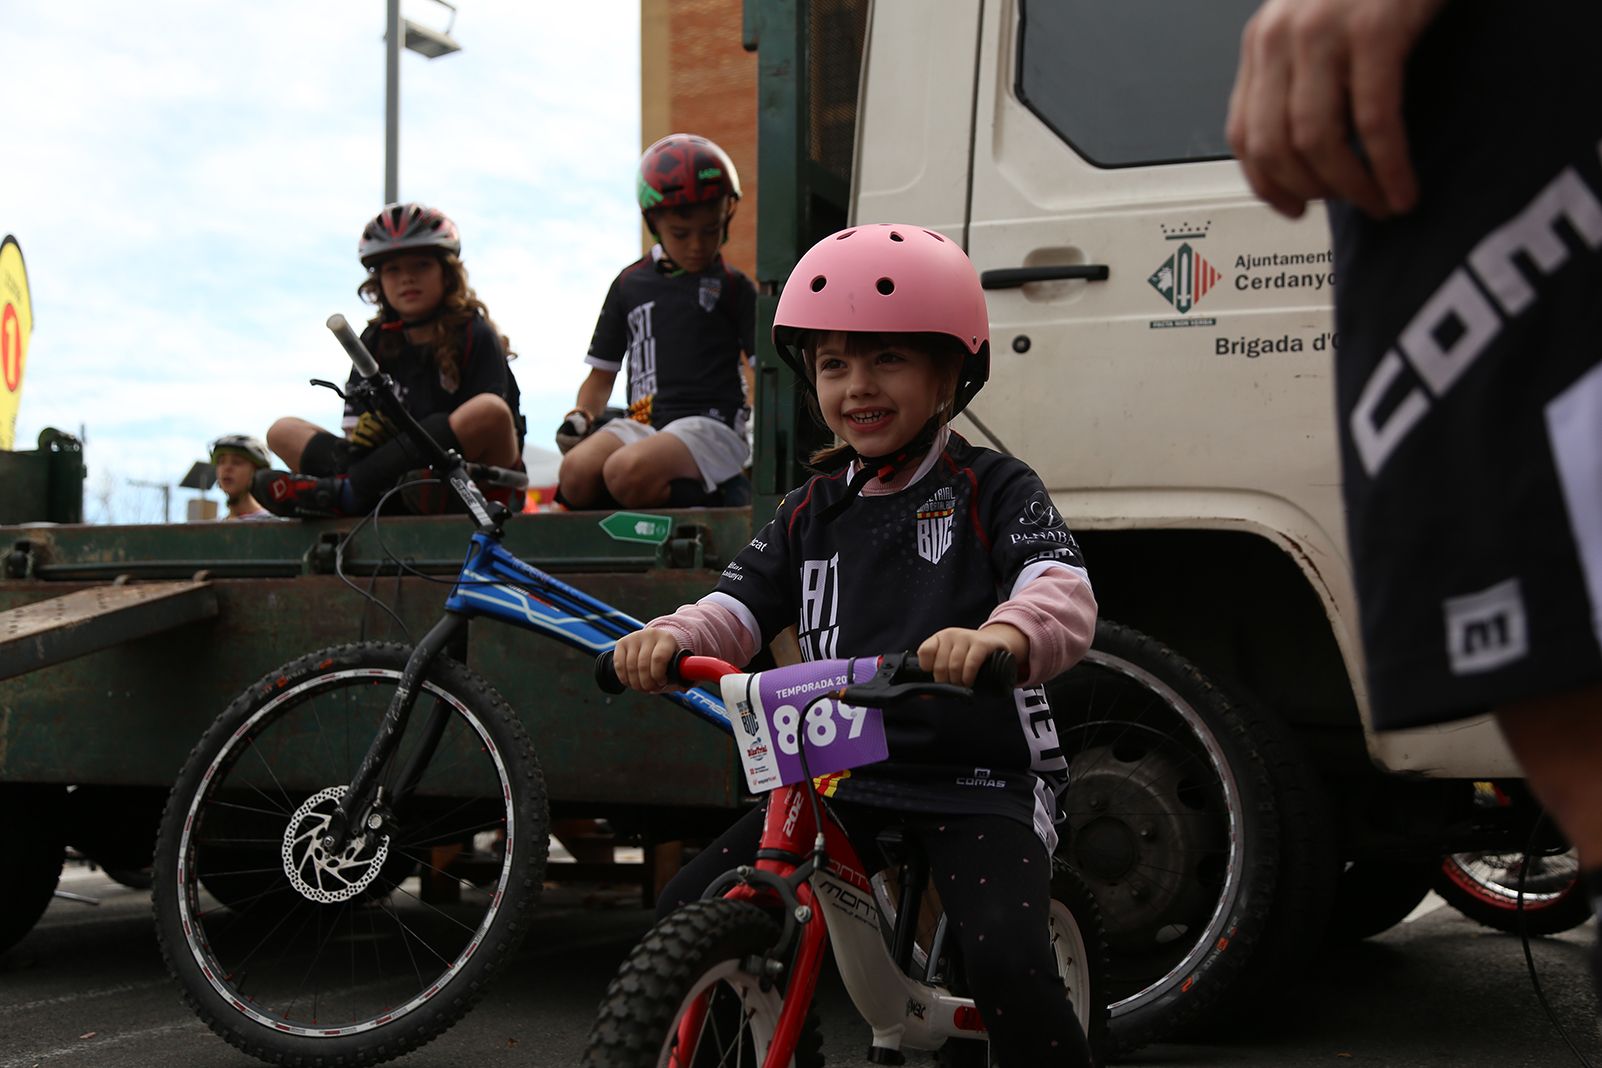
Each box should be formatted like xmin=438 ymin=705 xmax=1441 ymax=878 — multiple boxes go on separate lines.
xmin=0 ymin=235 xmax=33 ymax=450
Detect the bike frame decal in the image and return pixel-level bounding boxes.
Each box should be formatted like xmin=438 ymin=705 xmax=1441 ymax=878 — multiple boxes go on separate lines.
xmin=441 ymin=533 xmax=732 ymax=732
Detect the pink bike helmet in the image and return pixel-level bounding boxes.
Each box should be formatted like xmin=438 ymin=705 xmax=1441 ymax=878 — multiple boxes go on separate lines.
xmin=772 ymin=224 xmax=991 ymax=415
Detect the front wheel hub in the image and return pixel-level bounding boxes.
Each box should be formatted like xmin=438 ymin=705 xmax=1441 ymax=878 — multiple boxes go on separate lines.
xmin=282 ymin=786 xmax=392 ymax=903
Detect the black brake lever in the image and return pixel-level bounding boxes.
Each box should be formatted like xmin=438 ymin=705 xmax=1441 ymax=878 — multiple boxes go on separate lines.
xmin=309 ymin=378 xmax=349 ymax=400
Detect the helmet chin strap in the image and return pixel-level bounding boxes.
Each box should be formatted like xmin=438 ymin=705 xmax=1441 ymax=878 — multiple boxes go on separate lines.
xmin=380 ymin=307 xmax=444 ymax=331
xmin=816 ymin=416 xmax=942 ymax=524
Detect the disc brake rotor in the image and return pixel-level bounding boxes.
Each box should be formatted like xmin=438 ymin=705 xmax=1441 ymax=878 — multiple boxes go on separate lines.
xmin=281 ymin=786 xmax=392 ymax=903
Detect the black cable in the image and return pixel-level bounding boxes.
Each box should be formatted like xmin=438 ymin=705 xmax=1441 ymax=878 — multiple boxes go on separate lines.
xmin=333 ymin=483 xmax=419 ymax=642
xmin=1517 ymin=817 xmax=1594 ymax=1068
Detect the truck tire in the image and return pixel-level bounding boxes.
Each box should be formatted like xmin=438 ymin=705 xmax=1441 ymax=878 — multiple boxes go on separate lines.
xmin=154 ymin=642 xmax=548 ymax=1067
xmin=1049 ymin=621 xmax=1280 ymax=1056
xmin=0 ymin=784 xmax=68 ymax=954
xmin=1175 ymin=696 xmax=1338 ymax=1028
xmin=1327 ymin=860 xmax=1436 ymax=942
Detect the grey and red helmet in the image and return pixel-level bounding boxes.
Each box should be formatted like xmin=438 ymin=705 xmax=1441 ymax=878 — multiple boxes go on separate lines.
xmin=637 ymin=134 xmax=741 ymax=220
xmin=359 ymin=203 xmax=461 ymax=267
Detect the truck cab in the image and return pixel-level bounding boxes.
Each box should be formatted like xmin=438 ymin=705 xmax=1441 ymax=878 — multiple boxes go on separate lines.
xmin=745 ymin=0 xmax=1550 ymax=1051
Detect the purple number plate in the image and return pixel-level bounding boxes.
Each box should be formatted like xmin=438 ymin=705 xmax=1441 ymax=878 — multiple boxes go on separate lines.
xmin=721 ymin=657 xmax=889 ymax=793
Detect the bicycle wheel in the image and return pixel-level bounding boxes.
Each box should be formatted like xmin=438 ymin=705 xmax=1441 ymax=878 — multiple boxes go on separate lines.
xmin=1049 ymin=620 xmax=1281 ymax=1055
xmin=153 ymin=641 xmax=549 ymax=1066
xmin=1435 ymin=848 xmax=1591 ymax=936
xmin=583 ymin=898 xmax=824 ymax=1068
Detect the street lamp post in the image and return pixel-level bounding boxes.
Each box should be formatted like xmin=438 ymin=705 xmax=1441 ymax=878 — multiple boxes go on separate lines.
xmin=384 ymin=0 xmax=462 ymax=205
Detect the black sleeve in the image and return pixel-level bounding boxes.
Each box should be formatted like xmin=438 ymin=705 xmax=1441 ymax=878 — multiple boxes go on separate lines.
xmin=980 ymin=459 xmax=1088 ymax=594
xmin=585 ymin=274 xmax=628 ymax=371
xmin=455 ymin=317 xmax=510 ymax=401
xmin=709 ymin=491 xmax=800 ymax=646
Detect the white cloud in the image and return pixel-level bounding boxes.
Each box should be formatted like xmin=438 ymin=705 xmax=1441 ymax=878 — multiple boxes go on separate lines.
xmin=3 ymin=1 xmax=641 ymax=520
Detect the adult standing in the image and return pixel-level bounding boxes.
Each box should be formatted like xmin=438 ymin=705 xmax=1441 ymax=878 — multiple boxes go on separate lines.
xmin=1228 ymin=0 xmax=1602 ymax=1007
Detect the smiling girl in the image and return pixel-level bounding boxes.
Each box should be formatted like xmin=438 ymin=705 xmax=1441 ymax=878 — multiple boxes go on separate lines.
xmin=611 ymin=224 xmax=1099 ymax=1066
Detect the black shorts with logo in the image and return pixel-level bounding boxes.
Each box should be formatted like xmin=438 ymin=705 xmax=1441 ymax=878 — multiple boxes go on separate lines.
xmin=1330 ymin=4 xmax=1602 ymax=729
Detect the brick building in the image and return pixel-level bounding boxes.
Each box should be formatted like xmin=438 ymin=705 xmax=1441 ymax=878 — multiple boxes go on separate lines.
xmin=640 ymin=0 xmax=758 ymax=275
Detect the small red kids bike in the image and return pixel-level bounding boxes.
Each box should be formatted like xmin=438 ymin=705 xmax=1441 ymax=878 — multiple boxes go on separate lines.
xmin=583 ymin=649 xmax=1107 ymax=1067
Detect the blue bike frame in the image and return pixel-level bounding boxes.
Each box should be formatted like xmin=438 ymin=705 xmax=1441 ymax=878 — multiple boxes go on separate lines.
xmin=443 ymin=530 xmax=732 ymax=733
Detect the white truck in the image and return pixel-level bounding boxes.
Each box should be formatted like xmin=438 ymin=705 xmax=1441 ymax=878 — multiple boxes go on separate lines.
xmin=746 ymin=0 xmax=1560 ymax=1053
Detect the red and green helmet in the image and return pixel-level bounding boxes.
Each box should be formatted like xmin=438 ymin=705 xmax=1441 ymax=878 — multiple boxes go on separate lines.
xmin=637 ymin=134 xmax=742 ymax=221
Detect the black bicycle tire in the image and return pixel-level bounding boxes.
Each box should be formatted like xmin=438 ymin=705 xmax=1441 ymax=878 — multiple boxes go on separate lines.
xmin=152 ymin=641 xmax=548 ymax=1067
xmin=1051 ymin=620 xmax=1281 ymax=1056
xmin=583 ymin=898 xmax=825 ymax=1068
xmin=1434 ymin=851 xmax=1593 ymax=936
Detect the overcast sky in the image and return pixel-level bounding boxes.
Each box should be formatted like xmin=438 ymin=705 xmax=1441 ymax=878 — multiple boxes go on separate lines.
xmin=3 ymin=2 xmax=640 ymax=521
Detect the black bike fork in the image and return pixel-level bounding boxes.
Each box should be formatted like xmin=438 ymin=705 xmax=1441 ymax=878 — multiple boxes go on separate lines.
xmin=322 ymin=612 xmax=469 ymax=853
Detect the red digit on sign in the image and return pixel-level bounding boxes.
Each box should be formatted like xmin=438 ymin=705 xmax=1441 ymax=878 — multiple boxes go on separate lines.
xmin=1 ymin=303 xmax=18 ymax=392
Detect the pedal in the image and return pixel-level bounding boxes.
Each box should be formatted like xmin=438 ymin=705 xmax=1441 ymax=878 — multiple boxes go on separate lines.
xmin=865 ymin=1046 xmax=905 ymax=1065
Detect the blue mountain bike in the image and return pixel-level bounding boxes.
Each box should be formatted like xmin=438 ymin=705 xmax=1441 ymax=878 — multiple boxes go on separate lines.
xmin=151 ymin=316 xmax=731 ymax=1067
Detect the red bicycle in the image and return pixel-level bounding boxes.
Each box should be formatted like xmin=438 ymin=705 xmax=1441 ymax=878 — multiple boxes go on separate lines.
xmin=583 ymin=650 xmax=1106 ymax=1067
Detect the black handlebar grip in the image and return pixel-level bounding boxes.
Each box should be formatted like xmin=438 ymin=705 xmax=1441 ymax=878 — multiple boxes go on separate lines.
xmin=974 ymin=649 xmax=1018 ymax=694
xmin=665 ymin=649 xmax=694 ymax=686
xmin=595 ymin=648 xmax=696 ymax=694
xmin=595 ymin=651 xmax=625 ymax=694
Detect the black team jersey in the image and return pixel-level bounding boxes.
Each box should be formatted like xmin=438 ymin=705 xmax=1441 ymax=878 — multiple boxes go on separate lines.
xmin=343 ymin=313 xmax=525 ymax=449
xmin=584 ymin=248 xmax=756 ymax=429
xmin=705 ymin=431 xmax=1088 ymax=843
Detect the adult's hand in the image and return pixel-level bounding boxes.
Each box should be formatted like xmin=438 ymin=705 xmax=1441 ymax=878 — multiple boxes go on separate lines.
xmin=1226 ymin=0 xmax=1449 ymax=220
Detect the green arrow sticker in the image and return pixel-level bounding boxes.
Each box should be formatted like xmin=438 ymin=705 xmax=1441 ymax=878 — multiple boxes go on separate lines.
xmin=599 ymin=511 xmax=672 ymax=546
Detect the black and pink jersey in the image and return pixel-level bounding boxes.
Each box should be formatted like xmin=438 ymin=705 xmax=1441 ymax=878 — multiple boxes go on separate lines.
xmin=705 ymin=432 xmax=1087 ymax=835
xmin=584 ymin=247 xmax=756 ymax=429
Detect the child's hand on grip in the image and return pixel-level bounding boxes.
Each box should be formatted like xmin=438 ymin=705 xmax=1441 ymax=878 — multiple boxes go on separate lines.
xmin=917 ymin=624 xmax=1028 ymax=688
xmin=612 ymin=628 xmax=685 ymax=693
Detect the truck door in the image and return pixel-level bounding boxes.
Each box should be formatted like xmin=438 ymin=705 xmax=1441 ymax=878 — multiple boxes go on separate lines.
xmin=962 ymin=0 xmax=1343 ymax=546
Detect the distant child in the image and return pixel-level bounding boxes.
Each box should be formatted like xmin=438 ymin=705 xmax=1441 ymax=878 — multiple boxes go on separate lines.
xmin=208 ymin=435 xmax=274 ymax=521
xmin=555 ymin=134 xmax=756 ymax=509
xmin=256 ymin=203 xmax=524 ymax=517
xmin=611 ymin=225 xmax=1099 ymax=1066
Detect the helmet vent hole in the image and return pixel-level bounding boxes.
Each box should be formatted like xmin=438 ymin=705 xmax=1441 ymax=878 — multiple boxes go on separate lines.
xmin=876 ymin=277 xmax=895 ymax=295
xmin=889 ymin=231 xmax=904 ymax=242
xmin=810 ymin=275 xmax=828 ymax=292
xmin=924 ymin=230 xmax=945 ymax=242
xmin=835 ymin=230 xmax=855 ymax=240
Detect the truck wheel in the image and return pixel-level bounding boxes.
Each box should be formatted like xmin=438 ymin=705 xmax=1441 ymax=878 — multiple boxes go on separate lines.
xmin=0 ymin=784 xmax=68 ymax=954
xmin=1049 ymin=621 xmax=1280 ymax=1055
xmin=1326 ymin=860 xmax=1436 ymax=942
xmin=1435 ymin=849 xmax=1591 ymax=936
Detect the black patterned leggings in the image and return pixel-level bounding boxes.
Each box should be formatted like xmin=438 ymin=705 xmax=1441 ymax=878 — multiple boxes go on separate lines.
xmin=658 ymin=801 xmax=1094 ymax=1067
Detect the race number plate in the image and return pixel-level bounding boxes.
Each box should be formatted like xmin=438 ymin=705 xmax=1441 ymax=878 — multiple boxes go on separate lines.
xmin=722 ymin=658 xmax=889 ymax=793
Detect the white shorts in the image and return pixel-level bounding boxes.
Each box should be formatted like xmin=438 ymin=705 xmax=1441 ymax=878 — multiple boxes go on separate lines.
xmin=600 ymin=414 xmax=751 ymax=491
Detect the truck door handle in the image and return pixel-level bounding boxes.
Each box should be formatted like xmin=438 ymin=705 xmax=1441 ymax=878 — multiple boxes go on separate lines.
xmin=980 ymin=265 xmax=1110 ymax=289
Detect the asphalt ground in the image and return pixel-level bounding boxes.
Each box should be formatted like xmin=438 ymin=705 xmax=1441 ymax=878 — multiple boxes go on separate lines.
xmin=2 ymin=863 xmax=1598 ymax=1068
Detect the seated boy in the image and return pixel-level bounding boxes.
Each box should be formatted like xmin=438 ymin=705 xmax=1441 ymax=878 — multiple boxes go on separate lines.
xmin=555 ymin=134 xmax=756 ymax=509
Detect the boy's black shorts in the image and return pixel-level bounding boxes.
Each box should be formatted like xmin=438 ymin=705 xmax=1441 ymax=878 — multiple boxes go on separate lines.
xmin=1331 ymin=4 xmax=1602 ymax=730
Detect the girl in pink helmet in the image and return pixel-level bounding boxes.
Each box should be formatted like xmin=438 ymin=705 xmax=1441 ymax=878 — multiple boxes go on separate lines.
xmin=612 ymin=225 xmax=1099 ymax=1065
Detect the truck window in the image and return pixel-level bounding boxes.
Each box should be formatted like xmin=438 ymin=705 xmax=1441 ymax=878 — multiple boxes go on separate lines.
xmin=1016 ymin=0 xmax=1257 ymax=167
